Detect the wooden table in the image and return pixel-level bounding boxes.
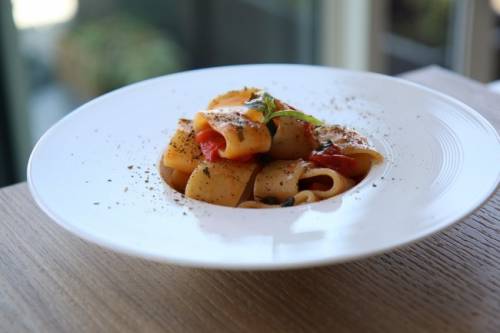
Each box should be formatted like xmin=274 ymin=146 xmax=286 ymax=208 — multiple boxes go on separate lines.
xmin=1 ymin=66 xmax=499 ymax=333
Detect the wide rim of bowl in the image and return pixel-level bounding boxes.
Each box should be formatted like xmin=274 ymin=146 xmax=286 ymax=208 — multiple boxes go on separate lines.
xmin=27 ymin=64 xmax=500 ymax=270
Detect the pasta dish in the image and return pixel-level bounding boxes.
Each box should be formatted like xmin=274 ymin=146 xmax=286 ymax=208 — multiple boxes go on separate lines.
xmin=160 ymin=88 xmax=383 ymax=208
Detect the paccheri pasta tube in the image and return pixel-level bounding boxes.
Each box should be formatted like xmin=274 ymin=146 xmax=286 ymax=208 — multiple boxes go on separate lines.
xmin=161 ymin=88 xmax=383 ymax=208
xmin=163 ymin=119 xmax=202 ymax=174
xmin=185 ymin=160 xmax=259 ymax=207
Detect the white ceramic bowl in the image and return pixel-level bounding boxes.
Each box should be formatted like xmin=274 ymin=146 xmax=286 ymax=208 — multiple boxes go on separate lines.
xmin=28 ymin=65 xmax=500 ymax=269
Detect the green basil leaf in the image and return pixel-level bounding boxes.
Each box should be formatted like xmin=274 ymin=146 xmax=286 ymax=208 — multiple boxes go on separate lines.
xmin=245 ymin=92 xmax=276 ymax=119
xmin=262 ymin=93 xmax=276 ymax=113
xmin=265 ymin=110 xmax=324 ymax=126
xmin=245 ymin=92 xmax=323 ymax=126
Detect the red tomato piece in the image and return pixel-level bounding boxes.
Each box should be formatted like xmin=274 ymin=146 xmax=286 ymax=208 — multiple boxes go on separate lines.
xmin=196 ymin=129 xmax=226 ymax=162
xmin=195 ymin=128 xmax=254 ymax=162
xmin=308 ymin=145 xmax=357 ymax=176
xmin=195 ymin=128 xmax=223 ymax=144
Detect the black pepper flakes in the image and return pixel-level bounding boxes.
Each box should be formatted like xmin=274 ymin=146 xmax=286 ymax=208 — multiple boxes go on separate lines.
xmin=280 ymin=197 xmax=295 ymax=207
xmin=202 ymin=167 xmax=211 ymax=178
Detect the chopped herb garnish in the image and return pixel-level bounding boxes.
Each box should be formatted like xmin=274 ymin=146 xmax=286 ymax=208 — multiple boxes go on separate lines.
xmin=316 ymin=140 xmax=333 ymax=152
xmin=245 ymin=91 xmax=323 ymax=126
xmin=280 ymin=197 xmax=295 ymax=207
xmin=245 ymin=92 xmax=275 ymax=114
xmin=266 ymin=110 xmax=323 ymax=126
xmin=203 ymin=166 xmax=211 ymax=178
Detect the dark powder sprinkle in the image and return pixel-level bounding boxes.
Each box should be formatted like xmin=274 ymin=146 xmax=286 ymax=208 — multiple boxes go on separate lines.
xmin=372 ymin=184 xmax=377 ymax=187
xmin=203 ymin=167 xmax=211 ymax=178
xmin=107 ymin=179 xmax=112 ymax=182
xmin=280 ymin=197 xmax=295 ymax=207
xmin=93 ymin=202 xmax=100 ymax=205
xmin=124 ymin=187 xmax=129 ymax=192
xmin=182 ymin=212 xmax=187 ymax=216
xmin=128 ymin=165 xmax=134 ymax=170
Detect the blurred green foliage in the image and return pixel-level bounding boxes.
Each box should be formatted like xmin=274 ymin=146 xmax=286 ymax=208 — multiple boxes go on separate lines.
xmin=58 ymin=14 xmax=185 ymax=98
xmin=391 ymin=0 xmax=452 ymax=46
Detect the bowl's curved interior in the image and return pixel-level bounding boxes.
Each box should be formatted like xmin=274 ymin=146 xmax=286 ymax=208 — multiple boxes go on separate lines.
xmin=28 ymin=65 xmax=500 ymax=269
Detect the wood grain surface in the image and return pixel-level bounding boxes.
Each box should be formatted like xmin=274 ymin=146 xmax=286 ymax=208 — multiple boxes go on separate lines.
xmin=1 ymin=66 xmax=499 ymax=333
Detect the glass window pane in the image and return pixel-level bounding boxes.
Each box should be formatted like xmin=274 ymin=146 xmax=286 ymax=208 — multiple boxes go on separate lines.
xmin=386 ymin=0 xmax=452 ymax=74
xmin=11 ymin=0 xmax=318 ymax=146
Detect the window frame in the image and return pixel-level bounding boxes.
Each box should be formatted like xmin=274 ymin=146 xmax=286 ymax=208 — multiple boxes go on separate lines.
xmin=0 ymin=0 xmax=31 ymax=183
